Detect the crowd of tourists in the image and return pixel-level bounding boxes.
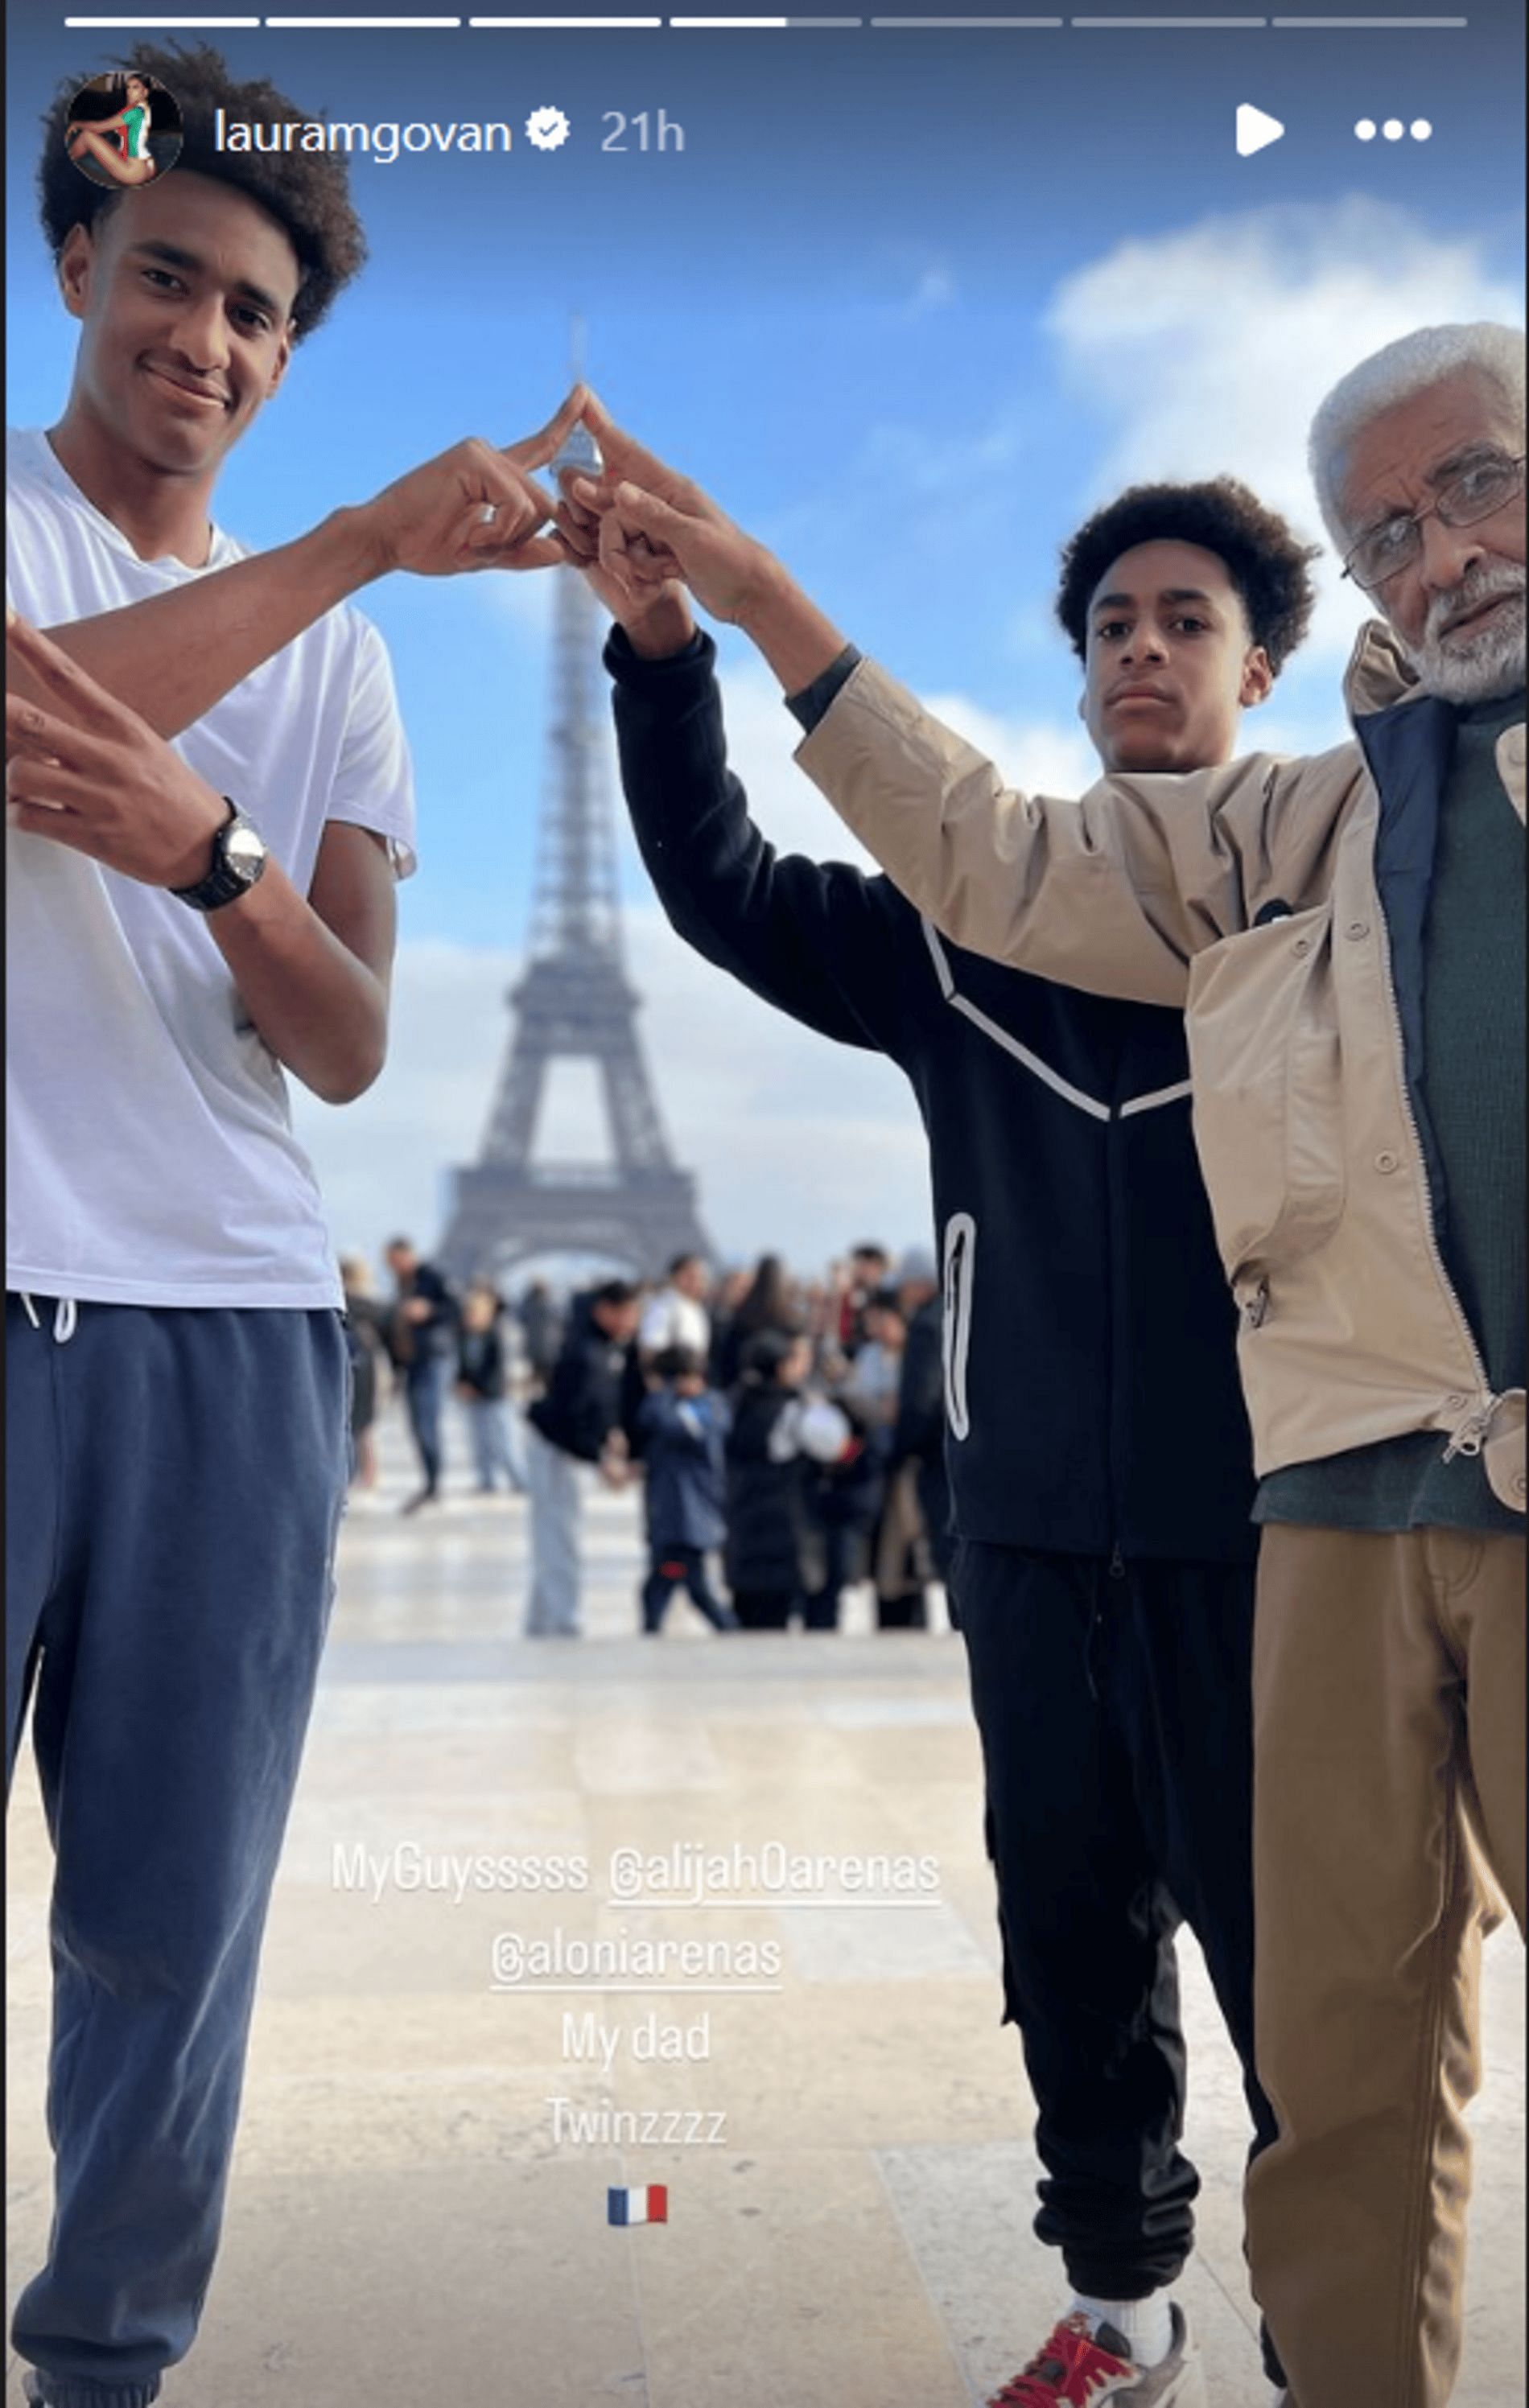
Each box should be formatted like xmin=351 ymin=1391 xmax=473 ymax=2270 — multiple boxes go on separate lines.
xmin=343 ymin=1238 xmax=954 ymax=1635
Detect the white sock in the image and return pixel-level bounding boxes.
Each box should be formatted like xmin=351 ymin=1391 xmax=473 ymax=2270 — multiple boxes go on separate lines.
xmin=1070 ymin=2292 xmax=1175 ymax=2369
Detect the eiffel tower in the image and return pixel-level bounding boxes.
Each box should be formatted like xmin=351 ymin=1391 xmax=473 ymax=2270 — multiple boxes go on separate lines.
xmin=438 ymin=516 xmax=711 ymax=1285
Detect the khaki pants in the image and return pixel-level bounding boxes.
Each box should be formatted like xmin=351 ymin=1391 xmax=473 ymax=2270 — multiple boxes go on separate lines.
xmin=1247 ymin=1525 xmax=1525 ymax=2408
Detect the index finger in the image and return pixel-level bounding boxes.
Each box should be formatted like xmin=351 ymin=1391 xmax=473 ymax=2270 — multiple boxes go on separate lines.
xmin=502 ymin=385 xmax=591 ymax=474
xmin=6 ymin=687 xmax=119 ymax=775
xmin=577 ymin=393 xmax=694 ymax=508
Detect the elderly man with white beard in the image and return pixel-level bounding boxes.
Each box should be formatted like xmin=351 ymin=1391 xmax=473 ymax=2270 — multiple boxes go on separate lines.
xmin=569 ymin=319 xmax=1524 ymax=2408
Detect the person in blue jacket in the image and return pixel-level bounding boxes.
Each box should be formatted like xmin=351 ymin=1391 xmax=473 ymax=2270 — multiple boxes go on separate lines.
xmin=574 ymin=451 xmax=1317 ymax=2405
xmin=637 ymin=1343 xmax=739 ymax=1633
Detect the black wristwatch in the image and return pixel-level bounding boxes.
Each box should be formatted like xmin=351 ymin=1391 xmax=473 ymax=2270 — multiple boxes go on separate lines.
xmin=171 ymin=797 xmax=269 ymax=912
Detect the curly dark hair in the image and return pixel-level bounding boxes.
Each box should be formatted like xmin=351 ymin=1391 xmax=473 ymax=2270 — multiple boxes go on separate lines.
xmin=1055 ymin=478 xmax=1320 ymax=674
xmin=38 ymin=41 xmax=366 ymax=338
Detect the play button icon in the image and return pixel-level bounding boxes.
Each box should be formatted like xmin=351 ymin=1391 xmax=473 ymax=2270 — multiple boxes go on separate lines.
xmin=1236 ymin=102 xmax=1285 ymax=156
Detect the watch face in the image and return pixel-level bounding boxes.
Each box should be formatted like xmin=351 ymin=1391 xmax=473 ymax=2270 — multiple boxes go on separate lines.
xmin=225 ymin=821 xmax=266 ymax=881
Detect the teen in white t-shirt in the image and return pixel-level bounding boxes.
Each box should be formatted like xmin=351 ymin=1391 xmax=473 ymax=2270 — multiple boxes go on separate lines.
xmin=5 ymin=51 xmax=587 ymax=2408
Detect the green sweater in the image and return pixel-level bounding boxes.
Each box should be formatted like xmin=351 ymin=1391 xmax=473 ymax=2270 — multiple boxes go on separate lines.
xmin=1258 ymin=686 xmax=1525 ymax=1534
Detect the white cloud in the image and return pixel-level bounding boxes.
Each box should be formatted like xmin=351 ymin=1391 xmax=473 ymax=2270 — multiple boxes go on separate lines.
xmin=1044 ymin=196 xmax=1525 ymax=675
xmin=294 ymin=658 xmax=1094 ymax=1282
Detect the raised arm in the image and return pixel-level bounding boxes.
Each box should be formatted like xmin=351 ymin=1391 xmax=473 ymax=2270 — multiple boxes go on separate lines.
xmin=601 ymin=610 xmax=915 ymax=1057
xmin=789 ymin=653 xmax=1285 ymax=1003
xmin=7 ymin=389 xmax=587 ymax=746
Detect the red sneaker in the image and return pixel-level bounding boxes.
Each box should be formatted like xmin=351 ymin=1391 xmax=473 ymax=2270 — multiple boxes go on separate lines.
xmin=988 ymin=2308 xmax=1202 ymax=2406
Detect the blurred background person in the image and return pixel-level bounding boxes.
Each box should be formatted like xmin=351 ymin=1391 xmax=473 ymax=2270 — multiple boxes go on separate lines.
xmin=712 ymin=1250 xmax=797 ymax=1392
xmin=837 ymin=1284 xmax=905 ymax=1430
xmin=637 ymin=1344 xmax=738 ymax=1634
xmin=799 ymin=1274 xmax=836 ymax=1366
xmin=383 ymin=1236 xmax=460 ymax=1516
xmin=705 ymin=1262 xmax=752 ymax=1389
xmin=724 ymin=1330 xmax=850 ymax=1630
xmin=638 ymin=1249 xmax=711 ymax=1363
xmin=801 ymin=1390 xmax=882 ymax=1631
xmin=834 ymin=1241 xmax=891 ymax=1360
xmin=455 ymin=1281 xmax=527 ymax=1497
xmin=515 ymin=1276 xmax=566 ymax=1394
xmin=524 ymin=1279 xmax=645 ymax=1637
xmin=837 ymin=1287 xmax=929 ymax=1628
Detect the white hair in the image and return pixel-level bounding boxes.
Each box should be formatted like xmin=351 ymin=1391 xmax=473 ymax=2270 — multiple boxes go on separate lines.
xmin=1309 ymin=321 xmax=1526 ymax=543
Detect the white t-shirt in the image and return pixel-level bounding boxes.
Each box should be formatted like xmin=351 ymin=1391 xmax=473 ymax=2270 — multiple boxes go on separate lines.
xmin=5 ymin=426 xmax=417 ymax=1309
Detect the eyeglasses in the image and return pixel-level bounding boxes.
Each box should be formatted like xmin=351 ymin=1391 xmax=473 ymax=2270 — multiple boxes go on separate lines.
xmin=1341 ymin=452 xmax=1527 ymax=592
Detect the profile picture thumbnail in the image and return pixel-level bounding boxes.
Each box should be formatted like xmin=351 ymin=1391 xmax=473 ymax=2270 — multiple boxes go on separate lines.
xmin=64 ymin=68 xmax=183 ymax=192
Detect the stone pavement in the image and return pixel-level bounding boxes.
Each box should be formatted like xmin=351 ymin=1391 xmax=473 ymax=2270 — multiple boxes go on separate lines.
xmin=6 ymin=1402 xmax=1524 ymax=2407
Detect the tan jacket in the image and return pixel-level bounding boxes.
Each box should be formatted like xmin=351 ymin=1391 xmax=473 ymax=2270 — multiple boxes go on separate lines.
xmin=796 ymin=624 xmax=1527 ymax=1513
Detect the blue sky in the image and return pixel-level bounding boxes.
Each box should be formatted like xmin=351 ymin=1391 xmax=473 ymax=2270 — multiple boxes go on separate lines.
xmin=6 ymin=0 xmax=1526 ymax=1272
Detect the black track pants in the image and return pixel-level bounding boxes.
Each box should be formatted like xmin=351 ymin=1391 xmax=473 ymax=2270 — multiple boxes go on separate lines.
xmin=954 ymin=1539 xmax=1279 ymax=2349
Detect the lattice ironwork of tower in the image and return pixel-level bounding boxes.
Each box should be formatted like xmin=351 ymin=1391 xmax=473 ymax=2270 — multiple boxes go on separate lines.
xmin=438 ymin=565 xmax=711 ymax=1284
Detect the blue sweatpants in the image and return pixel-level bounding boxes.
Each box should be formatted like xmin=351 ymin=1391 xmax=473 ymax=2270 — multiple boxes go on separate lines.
xmin=5 ymin=1295 xmax=349 ymax=2408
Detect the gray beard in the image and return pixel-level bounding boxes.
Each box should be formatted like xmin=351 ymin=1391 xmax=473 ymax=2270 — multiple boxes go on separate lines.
xmin=1404 ymin=585 xmax=1527 ymax=706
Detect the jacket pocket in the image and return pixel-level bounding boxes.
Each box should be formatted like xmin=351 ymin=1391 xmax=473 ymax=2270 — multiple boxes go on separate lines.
xmin=942 ymin=1212 xmax=975 ymax=1441
xmin=1185 ymin=901 xmax=1346 ymax=1290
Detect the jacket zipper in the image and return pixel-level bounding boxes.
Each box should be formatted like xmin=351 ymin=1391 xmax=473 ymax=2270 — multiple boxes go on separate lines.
xmin=1441 ymin=1401 xmax=1500 ymax=1463
xmin=1373 ymin=908 xmax=1498 ymax=1455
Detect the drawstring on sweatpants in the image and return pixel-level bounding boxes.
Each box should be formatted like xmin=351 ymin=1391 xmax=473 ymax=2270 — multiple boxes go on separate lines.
xmin=17 ymin=1292 xmax=78 ymax=1344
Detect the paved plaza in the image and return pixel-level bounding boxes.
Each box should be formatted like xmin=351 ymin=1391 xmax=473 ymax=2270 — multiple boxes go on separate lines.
xmin=7 ymin=1402 xmax=1525 ymax=2407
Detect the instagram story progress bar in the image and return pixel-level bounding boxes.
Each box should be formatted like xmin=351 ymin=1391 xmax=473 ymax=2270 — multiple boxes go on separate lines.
xmin=60 ymin=10 xmax=1473 ymax=23
xmin=47 ymin=8 xmax=1483 ymax=23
